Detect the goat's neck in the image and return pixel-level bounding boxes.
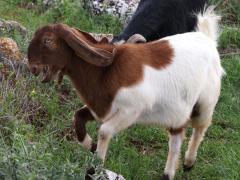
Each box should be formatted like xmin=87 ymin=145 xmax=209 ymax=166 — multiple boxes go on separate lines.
xmin=66 ymin=43 xmax=115 ymax=92
xmin=67 ymin=55 xmax=103 ymax=91
xmin=66 ymin=54 xmax=114 ymax=118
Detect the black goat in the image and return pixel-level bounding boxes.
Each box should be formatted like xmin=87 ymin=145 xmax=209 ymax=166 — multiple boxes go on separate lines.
xmin=112 ymin=0 xmax=208 ymax=43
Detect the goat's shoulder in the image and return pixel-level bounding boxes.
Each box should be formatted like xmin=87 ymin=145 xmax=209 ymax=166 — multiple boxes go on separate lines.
xmin=102 ymin=40 xmax=174 ymax=93
xmin=113 ymin=40 xmax=174 ymax=70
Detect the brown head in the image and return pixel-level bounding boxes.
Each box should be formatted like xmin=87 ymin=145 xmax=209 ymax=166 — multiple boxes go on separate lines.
xmin=27 ymin=23 xmax=115 ymax=83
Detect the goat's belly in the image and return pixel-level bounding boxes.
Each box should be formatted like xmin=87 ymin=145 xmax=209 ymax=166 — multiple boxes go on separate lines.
xmin=136 ymin=103 xmax=190 ymax=129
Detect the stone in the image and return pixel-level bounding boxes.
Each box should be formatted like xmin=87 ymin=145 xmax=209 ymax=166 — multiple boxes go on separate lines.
xmin=84 ymin=0 xmax=140 ymax=25
xmin=42 ymin=0 xmax=57 ymax=8
xmin=0 ymin=18 xmax=27 ymax=37
xmin=89 ymin=32 xmax=114 ymax=42
xmin=0 ymin=37 xmax=22 ymax=61
xmin=105 ymin=169 xmax=126 ymax=180
xmin=0 ymin=38 xmax=28 ymax=81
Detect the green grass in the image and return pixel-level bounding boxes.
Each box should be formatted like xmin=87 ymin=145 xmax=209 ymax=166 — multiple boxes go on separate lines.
xmin=219 ymin=26 xmax=240 ymax=49
xmin=0 ymin=0 xmax=121 ymax=53
xmin=210 ymin=0 xmax=240 ymax=25
xmin=0 ymin=0 xmax=240 ymax=179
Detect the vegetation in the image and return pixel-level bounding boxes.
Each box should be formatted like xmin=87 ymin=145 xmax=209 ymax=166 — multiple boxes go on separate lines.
xmin=0 ymin=0 xmax=239 ymax=179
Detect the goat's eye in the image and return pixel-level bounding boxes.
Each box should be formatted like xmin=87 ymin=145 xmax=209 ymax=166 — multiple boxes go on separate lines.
xmin=43 ymin=38 xmax=52 ymax=45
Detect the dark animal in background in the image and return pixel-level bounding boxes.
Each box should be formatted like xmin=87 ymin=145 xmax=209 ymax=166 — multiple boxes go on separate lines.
xmin=112 ymin=0 xmax=208 ymax=43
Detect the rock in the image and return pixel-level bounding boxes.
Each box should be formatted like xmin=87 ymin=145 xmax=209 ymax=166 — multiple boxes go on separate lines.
xmin=0 ymin=38 xmax=28 ymax=81
xmin=0 ymin=38 xmax=23 ymax=61
xmin=84 ymin=0 xmax=140 ymax=25
xmin=105 ymin=169 xmax=126 ymax=180
xmin=89 ymin=32 xmax=114 ymax=42
xmin=0 ymin=18 xmax=27 ymax=37
xmin=42 ymin=0 xmax=57 ymax=8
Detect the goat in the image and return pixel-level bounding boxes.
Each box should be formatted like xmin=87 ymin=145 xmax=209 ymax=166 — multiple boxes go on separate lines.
xmin=28 ymin=7 xmax=223 ymax=180
xmin=112 ymin=0 xmax=208 ymax=44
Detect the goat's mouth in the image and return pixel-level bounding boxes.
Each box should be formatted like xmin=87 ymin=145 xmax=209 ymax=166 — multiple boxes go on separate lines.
xmin=41 ymin=65 xmax=60 ymax=83
xmin=41 ymin=66 xmax=52 ymax=83
xmin=29 ymin=65 xmax=58 ymax=83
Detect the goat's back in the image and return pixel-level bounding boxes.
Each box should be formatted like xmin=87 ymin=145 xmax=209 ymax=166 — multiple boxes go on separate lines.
xmin=110 ymin=32 xmax=223 ymax=128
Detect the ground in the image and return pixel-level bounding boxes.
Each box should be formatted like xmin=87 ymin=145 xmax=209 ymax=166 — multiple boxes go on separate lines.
xmin=0 ymin=0 xmax=239 ymax=179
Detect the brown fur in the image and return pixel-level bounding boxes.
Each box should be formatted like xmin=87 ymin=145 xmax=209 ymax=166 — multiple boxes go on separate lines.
xmin=168 ymin=127 xmax=184 ymax=135
xmin=73 ymin=106 xmax=94 ymax=142
xmin=28 ymin=24 xmax=173 ymax=119
xmin=66 ymin=41 xmax=173 ymax=118
xmin=73 ymin=106 xmax=97 ymax=152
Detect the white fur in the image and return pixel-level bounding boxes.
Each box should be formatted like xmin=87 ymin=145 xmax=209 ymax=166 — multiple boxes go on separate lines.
xmin=94 ymin=7 xmax=223 ymax=179
xmin=101 ymin=32 xmax=222 ymax=129
xmin=164 ymin=133 xmax=184 ymax=180
xmin=195 ymin=6 xmax=221 ymax=44
xmin=81 ymin=134 xmax=93 ymax=150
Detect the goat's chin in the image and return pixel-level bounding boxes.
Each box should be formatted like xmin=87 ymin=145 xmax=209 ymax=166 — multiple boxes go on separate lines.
xmin=41 ymin=72 xmax=52 ymax=83
xmin=41 ymin=66 xmax=58 ymax=83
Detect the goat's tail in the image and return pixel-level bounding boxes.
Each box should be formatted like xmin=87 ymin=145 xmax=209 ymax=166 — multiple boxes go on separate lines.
xmin=196 ymin=6 xmax=221 ymax=43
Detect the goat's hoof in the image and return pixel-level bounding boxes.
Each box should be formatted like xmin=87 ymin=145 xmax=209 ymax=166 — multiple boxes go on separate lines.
xmin=85 ymin=167 xmax=95 ymax=180
xmin=161 ymin=174 xmax=170 ymax=180
xmin=183 ymin=158 xmax=195 ymax=172
xmin=183 ymin=164 xmax=194 ymax=172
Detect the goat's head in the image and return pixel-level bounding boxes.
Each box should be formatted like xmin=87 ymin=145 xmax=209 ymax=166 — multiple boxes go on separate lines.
xmin=28 ymin=23 xmax=115 ymax=83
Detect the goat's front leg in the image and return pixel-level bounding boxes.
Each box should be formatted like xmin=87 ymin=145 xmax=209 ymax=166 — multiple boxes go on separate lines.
xmin=96 ymin=109 xmax=140 ymax=162
xmin=73 ymin=105 xmax=96 ymax=152
xmin=162 ymin=129 xmax=185 ymax=180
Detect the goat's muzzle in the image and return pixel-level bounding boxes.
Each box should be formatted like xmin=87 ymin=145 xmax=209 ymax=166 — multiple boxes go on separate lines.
xmin=28 ymin=64 xmax=56 ymax=83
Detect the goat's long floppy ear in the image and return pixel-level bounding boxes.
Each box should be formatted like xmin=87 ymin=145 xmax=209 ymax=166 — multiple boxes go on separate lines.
xmin=73 ymin=29 xmax=112 ymax=44
xmin=54 ymin=24 xmax=115 ymax=66
xmin=73 ymin=28 xmax=99 ymax=44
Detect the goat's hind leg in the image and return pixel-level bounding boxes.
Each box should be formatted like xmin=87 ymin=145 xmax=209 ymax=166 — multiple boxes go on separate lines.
xmin=184 ymin=67 xmax=222 ymax=171
xmin=183 ymin=123 xmax=210 ymax=171
xmin=73 ymin=105 xmax=96 ymax=152
xmin=162 ymin=128 xmax=185 ymax=180
xmin=184 ymin=103 xmax=213 ymax=170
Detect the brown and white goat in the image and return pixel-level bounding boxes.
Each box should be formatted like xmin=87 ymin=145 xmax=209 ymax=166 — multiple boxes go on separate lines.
xmin=27 ymin=8 xmax=223 ymax=180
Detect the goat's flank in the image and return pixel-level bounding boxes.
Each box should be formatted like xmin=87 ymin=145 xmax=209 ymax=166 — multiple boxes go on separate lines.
xmin=27 ymin=7 xmax=223 ymax=180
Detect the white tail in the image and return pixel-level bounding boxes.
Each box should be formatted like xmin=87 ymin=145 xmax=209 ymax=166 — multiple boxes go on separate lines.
xmin=196 ymin=6 xmax=221 ymax=44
